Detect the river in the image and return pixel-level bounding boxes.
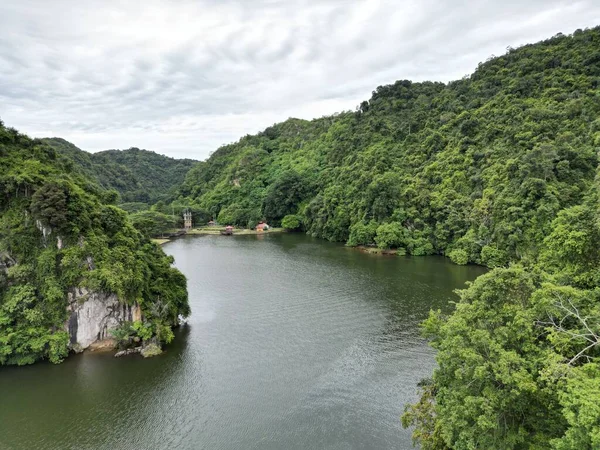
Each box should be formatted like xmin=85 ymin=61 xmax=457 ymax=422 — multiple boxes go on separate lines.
xmin=0 ymin=233 xmax=485 ymax=449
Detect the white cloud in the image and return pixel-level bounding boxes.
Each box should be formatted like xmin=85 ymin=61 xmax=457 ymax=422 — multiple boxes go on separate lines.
xmin=1 ymin=0 xmax=599 ymax=159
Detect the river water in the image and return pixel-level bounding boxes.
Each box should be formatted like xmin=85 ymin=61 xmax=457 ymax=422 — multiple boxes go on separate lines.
xmin=0 ymin=233 xmax=485 ymax=450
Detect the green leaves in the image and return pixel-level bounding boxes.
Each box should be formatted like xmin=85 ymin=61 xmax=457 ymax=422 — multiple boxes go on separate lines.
xmin=173 ymin=27 xmax=600 ymax=271
xmin=347 ymin=221 xmax=378 ymax=246
xmin=552 ymin=364 xmax=600 ymax=449
xmin=281 ymin=214 xmax=302 ymax=231
xmin=448 ymin=249 xmax=468 ymax=265
xmin=129 ymin=210 xmax=176 ymax=238
xmin=409 ymin=268 xmax=566 ymax=448
xmin=0 ymin=122 xmax=190 ymax=366
xmin=30 ymin=181 xmax=68 ymax=232
xmin=375 ymin=222 xmax=405 ymax=249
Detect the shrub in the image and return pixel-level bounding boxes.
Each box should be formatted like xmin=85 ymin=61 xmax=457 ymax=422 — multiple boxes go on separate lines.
xmin=449 ymin=249 xmax=469 ymax=265
xmin=347 ymin=221 xmax=378 ymax=246
xmin=480 ymin=245 xmax=508 ymax=268
xmin=281 ymin=214 xmax=302 ymax=230
xmin=375 ymin=222 xmax=405 ymax=249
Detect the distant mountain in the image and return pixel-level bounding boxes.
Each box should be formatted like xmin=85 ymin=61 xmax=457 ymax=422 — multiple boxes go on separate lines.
xmin=42 ymin=138 xmax=196 ymax=204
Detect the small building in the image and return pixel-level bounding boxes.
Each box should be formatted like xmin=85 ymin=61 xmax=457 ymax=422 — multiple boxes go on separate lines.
xmin=255 ymin=222 xmax=269 ymax=232
xmin=207 ymin=220 xmax=216 ymax=227
xmin=221 ymin=225 xmax=234 ymax=236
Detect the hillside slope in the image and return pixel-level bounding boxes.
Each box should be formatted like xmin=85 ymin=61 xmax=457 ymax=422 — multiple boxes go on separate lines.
xmin=175 ymin=27 xmax=600 ymax=448
xmin=43 ymin=138 xmax=196 ymax=204
xmin=0 ymin=123 xmax=190 ymax=365
xmin=179 ymin=27 xmax=600 ymax=267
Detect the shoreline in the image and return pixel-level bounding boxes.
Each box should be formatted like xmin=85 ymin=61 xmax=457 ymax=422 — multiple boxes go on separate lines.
xmin=352 ymin=245 xmax=400 ymax=256
xmin=152 ymin=227 xmax=285 ymax=245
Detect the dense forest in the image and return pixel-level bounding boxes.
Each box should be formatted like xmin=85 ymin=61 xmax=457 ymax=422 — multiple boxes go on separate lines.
xmin=177 ymin=28 xmax=599 ymax=267
xmin=1 ymin=23 xmax=599 ymax=448
xmin=0 ymin=123 xmax=190 ymax=365
xmin=169 ymin=27 xmax=600 ymax=448
xmin=42 ymin=138 xmax=196 ymax=204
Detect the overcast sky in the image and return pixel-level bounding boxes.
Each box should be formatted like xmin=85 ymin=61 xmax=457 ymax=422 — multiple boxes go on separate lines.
xmin=1 ymin=1 xmax=599 ymax=160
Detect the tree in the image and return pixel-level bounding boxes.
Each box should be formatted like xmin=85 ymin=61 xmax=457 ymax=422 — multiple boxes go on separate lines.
xmin=263 ymin=171 xmax=309 ymax=224
xmin=375 ymin=222 xmax=405 ymax=249
xmin=129 ymin=210 xmax=176 ymax=237
xmin=281 ymin=214 xmax=302 ymax=230
xmin=30 ymin=182 xmax=69 ymax=232
xmin=403 ymin=268 xmax=566 ymax=449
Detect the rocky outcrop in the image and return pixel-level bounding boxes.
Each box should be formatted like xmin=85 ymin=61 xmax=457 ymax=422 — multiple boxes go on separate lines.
xmin=0 ymin=251 xmax=16 ymax=273
xmin=115 ymin=347 xmax=142 ymax=357
xmin=35 ymin=219 xmax=52 ymax=246
xmin=141 ymin=342 xmax=163 ymax=358
xmin=65 ymin=287 xmax=142 ymax=352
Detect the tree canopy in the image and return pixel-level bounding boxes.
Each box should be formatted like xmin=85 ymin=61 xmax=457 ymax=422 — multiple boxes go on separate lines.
xmin=42 ymin=138 xmax=196 ymax=204
xmin=174 ymin=27 xmax=600 ymax=269
xmin=168 ymin=26 xmax=600 ymax=448
xmin=0 ymin=122 xmax=190 ymax=365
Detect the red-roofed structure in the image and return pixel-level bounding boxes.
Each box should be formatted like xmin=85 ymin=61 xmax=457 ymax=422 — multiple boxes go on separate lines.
xmin=255 ymin=222 xmax=269 ymax=232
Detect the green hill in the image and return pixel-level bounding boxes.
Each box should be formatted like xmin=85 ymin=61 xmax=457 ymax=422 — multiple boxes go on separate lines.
xmin=43 ymin=138 xmax=196 ymax=204
xmin=0 ymin=123 xmax=190 ymax=365
xmin=179 ymin=27 xmax=600 ymax=266
xmin=175 ymin=27 xmax=600 ymax=448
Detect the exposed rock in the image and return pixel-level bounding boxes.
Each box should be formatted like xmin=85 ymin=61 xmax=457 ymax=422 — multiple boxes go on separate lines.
xmin=115 ymin=347 xmax=142 ymax=358
xmin=35 ymin=219 xmax=51 ymax=246
xmin=65 ymin=287 xmax=142 ymax=352
xmin=141 ymin=343 xmax=163 ymax=358
xmin=0 ymin=251 xmax=16 ymax=273
xmin=88 ymin=338 xmax=116 ymax=352
xmin=132 ymin=304 xmax=142 ymax=322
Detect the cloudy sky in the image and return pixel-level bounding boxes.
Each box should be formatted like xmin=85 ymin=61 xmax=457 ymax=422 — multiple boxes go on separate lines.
xmin=1 ymin=1 xmax=599 ymax=160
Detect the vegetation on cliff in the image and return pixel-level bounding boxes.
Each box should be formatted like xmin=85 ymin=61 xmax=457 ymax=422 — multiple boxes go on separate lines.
xmin=169 ymin=27 xmax=600 ymax=448
xmin=0 ymin=123 xmax=190 ymax=365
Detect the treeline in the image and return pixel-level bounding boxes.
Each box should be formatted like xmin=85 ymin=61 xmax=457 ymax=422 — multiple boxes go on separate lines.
xmin=43 ymin=138 xmax=196 ymax=204
xmin=169 ymin=27 xmax=600 ymax=448
xmin=176 ymin=28 xmax=600 ymax=268
xmin=0 ymin=123 xmax=190 ymax=365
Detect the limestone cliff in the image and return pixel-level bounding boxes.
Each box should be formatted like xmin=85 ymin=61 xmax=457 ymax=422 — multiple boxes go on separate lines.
xmin=65 ymin=287 xmax=142 ymax=352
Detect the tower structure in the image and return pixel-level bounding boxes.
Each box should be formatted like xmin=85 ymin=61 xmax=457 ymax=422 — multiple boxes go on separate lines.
xmin=183 ymin=210 xmax=193 ymax=229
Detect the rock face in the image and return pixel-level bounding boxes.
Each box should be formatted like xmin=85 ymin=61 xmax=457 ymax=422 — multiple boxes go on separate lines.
xmin=65 ymin=287 xmax=142 ymax=352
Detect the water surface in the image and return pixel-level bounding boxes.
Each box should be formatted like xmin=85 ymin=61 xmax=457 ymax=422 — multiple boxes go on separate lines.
xmin=0 ymin=233 xmax=485 ymax=449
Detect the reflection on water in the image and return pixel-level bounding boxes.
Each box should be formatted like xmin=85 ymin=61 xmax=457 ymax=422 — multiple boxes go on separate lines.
xmin=0 ymin=233 xmax=485 ymax=450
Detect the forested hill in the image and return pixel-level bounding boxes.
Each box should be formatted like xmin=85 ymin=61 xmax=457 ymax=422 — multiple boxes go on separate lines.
xmin=176 ymin=28 xmax=600 ymax=447
xmin=0 ymin=123 xmax=190 ymax=365
xmin=43 ymin=138 xmax=196 ymax=204
xmin=178 ymin=26 xmax=600 ymax=267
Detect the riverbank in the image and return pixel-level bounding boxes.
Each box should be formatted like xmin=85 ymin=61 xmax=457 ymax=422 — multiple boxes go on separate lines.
xmin=352 ymin=245 xmax=401 ymax=256
xmin=151 ymin=238 xmax=171 ymax=245
xmin=152 ymin=227 xmax=285 ymax=245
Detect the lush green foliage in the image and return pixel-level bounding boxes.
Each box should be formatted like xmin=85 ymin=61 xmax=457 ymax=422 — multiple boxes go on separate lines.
xmin=404 ymin=228 xmax=600 ymax=448
xmin=43 ymin=138 xmax=196 ymax=204
xmin=0 ymin=124 xmax=189 ymax=365
xmin=129 ymin=210 xmax=177 ymax=237
xmin=175 ymin=28 xmax=600 ymax=268
xmin=281 ymin=214 xmax=302 ymax=230
xmin=171 ymin=27 xmax=600 ymax=448
xmin=399 ymin=27 xmax=600 ymax=447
